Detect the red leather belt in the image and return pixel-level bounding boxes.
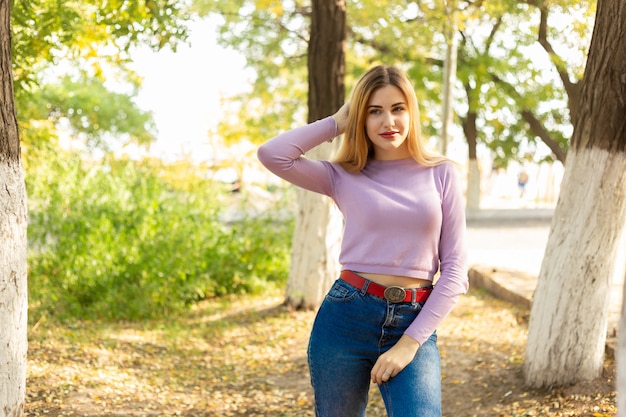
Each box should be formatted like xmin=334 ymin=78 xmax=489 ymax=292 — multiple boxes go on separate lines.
xmin=339 ymin=270 xmax=432 ymax=303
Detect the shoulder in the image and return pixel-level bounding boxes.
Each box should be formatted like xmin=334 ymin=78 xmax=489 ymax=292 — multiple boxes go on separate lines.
xmin=428 ymin=160 xmax=464 ymax=195
xmin=324 ymin=160 xmax=350 ymax=173
xmin=319 ymin=160 xmax=358 ymax=182
xmin=432 ymin=160 xmax=463 ymax=177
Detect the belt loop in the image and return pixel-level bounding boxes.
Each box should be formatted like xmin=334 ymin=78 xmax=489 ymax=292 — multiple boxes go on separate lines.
xmin=361 ymin=278 xmax=370 ymax=296
xmin=411 ymin=289 xmax=417 ymax=303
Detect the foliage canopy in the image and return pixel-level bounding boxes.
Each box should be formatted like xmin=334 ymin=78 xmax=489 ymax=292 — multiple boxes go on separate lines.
xmin=12 ymin=0 xmax=191 ymax=150
xmin=194 ymin=0 xmax=595 ymax=167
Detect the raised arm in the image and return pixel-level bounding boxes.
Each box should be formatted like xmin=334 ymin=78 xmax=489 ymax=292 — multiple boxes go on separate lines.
xmin=257 ymin=116 xmax=340 ymax=196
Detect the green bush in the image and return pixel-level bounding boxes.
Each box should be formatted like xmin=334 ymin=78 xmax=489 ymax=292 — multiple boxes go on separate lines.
xmin=26 ymin=145 xmax=294 ymax=321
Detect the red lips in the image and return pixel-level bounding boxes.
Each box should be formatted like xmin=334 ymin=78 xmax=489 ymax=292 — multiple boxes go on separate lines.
xmin=380 ymin=131 xmax=398 ymax=139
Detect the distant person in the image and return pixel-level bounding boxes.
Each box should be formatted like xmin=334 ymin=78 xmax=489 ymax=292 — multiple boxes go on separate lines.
xmin=257 ymin=65 xmax=468 ymax=417
xmin=518 ymin=169 xmax=529 ymax=198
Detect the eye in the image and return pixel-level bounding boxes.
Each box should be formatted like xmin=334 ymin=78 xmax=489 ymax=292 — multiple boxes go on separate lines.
xmin=369 ymin=108 xmax=381 ymax=115
xmin=393 ymin=105 xmax=406 ymax=112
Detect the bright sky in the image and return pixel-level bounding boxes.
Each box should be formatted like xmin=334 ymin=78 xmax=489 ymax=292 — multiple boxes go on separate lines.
xmin=130 ymin=17 xmax=252 ymax=162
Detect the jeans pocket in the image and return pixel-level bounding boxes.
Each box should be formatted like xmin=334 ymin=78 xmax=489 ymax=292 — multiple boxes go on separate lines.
xmin=325 ymin=279 xmax=360 ymax=302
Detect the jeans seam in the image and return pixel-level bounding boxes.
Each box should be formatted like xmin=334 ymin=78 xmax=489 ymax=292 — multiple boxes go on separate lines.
xmin=380 ymin=382 xmax=394 ymax=417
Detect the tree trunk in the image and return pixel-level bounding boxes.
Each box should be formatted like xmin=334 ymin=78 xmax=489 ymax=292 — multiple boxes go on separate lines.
xmin=440 ymin=15 xmax=458 ymax=156
xmin=0 ymin=0 xmax=28 ymax=415
xmin=620 ymin=268 xmax=626 ymax=417
xmin=466 ymin=159 xmax=480 ymax=209
xmin=524 ymin=0 xmax=626 ymax=388
xmin=284 ymin=0 xmax=345 ymax=308
xmin=462 ymin=110 xmax=480 ymax=209
xmin=286 ymin=192 xmax=343 ymax=309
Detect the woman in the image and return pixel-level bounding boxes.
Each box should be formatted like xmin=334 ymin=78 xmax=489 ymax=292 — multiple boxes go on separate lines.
xmin=257 ymin=65 xmax=468 ymax=417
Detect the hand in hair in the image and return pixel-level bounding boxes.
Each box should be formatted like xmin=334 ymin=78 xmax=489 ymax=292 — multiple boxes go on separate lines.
xmin=332 ymin=102 xmax=350 ymax=136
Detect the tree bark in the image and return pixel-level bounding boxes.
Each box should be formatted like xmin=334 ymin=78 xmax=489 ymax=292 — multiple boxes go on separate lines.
xmin=524 ymin=0 xmax=626 ymax=388
xmin=462 ymin=109 xmax=480 ymax=209
xmin=286 ymin=195 xmax=343 ymax=309
xmin=620 ymin=268 xmax=626 ymax=417
xmin=0 ymin=0 xmax=28 ymax=415
xmin=284 ymin=0 xmax=346 ymax=309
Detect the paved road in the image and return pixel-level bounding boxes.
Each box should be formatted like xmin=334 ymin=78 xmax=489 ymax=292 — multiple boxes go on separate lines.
xmin=467 ymin=220 xmax=550 ymax=276
xmin=465 ymin=209 xmax=622 ymax=337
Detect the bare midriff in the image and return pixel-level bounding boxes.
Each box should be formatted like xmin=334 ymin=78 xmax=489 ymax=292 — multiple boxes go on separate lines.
xmin=356 ymin=272 xmax=432 ymax=289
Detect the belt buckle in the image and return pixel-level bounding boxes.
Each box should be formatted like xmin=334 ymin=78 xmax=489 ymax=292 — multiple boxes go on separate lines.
xmin=383 ymin=286 xmax=406 ymax=303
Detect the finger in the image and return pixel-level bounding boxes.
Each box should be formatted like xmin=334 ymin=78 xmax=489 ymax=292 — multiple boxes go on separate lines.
xmin=372 ymin=368 xmax=393 ymax=385
xmin=370 ymin=371 xmax=378 ymax=384
xmin=380 ymin=369 xmax=393 ymax=384
xmin=372 ymin=365 xmax=385 ymax=384
xmin=371 ymin=363 xmax=381 ymax=383
xmin=372 ymin=358 xmax=392 ymax=384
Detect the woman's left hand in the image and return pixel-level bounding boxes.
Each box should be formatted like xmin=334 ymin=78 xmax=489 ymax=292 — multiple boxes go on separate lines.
xmin=371 ymin=335 xmax=420 ymax=384
xmin=332 ymin=102 xmax=349 ymax=135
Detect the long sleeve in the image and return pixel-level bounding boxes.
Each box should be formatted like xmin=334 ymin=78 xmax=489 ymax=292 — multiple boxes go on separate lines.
xmin=403 ymin=162 xmax=469 ymax=345
xmin=257 ymin=117 xmax=338 ymax=196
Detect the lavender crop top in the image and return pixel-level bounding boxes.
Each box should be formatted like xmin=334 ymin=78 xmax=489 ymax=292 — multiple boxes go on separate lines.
xmin=257 ymin=116 xmax=469 ymax=345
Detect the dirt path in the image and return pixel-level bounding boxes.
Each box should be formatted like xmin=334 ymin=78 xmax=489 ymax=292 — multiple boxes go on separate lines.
xmin=25 ymin=289 xmax=615 ymax=416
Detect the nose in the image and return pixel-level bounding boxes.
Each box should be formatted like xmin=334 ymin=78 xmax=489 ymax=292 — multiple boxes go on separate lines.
xmin=383 ymin=111 xmax=395 ymax=128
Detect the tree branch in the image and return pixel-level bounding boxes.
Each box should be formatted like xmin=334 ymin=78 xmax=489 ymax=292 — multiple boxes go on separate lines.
xmin=484 ymin=16 xmax=503 ymax=54
xmin=535 ymin=5 xmax=582 ymax=121
xmin=537 ymin=7 xmax=576 ymax=95
xmin=520 ymin=110 xmax=567 ymax=163
xmin=491 ymin=74 xmax=567 ymax=163
xmin=350 ymin=29 xmax=444 ymax=67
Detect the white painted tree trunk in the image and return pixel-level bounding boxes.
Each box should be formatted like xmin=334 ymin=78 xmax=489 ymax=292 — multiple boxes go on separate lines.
xmin=466 ymin=157 xmax=481 ymax=209
xmin=285 ymin=143 xmax=343 ymax=309
xmin=285 ymin=184 xmax=343 ymax=309
xmin=0 ymin=159 xmax=28 ymax=417
xmin=524 ymin=147 xmax=626 ymax=387
xmin=619 ymin=269 xmax=626 ymax=417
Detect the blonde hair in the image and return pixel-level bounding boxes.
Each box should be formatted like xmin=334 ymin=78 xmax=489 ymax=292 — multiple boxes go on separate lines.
xmin=333 ymin=65 xmax=448 ymax=172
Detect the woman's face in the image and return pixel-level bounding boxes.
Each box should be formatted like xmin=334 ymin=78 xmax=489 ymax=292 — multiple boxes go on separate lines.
xmin=365 ymin=85 xmax=411 ymax=160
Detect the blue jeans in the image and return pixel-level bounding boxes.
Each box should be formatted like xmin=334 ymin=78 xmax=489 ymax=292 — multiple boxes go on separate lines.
xmin=308 ymin=278 xmax=441 ymax=417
